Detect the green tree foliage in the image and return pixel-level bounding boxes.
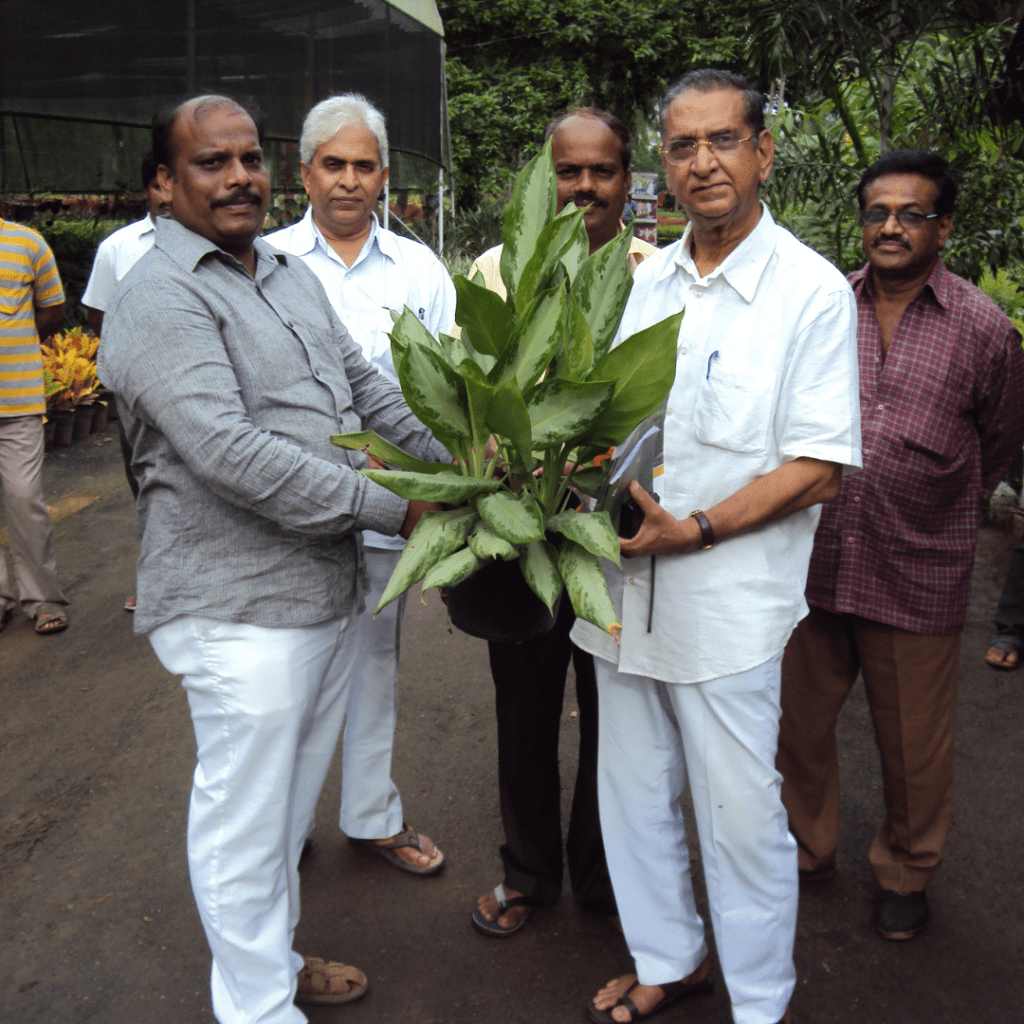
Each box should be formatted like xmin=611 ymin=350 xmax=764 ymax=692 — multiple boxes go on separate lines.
xmin=762 ymin=19 xmax=1024 ymax=282
xmin=440 ymin=0 xmax=742 ymax=207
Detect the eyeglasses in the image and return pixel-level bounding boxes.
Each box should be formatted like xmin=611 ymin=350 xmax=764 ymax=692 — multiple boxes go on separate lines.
xmin=660 ymin=133 xmax=756 ymax=165
xmin=860 ymin=209 xmax=939 ymax=229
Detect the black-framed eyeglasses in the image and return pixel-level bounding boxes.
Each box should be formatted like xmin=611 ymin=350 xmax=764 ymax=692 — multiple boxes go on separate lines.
xmin=660 ymin=132 xmax=756 ymax=165
xmin=860 ymin=209 xmax=939 ymax=229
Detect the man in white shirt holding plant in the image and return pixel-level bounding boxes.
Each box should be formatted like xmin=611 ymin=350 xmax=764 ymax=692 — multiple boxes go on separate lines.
xmin=573 ymin=70 xmax=861 ymax=1024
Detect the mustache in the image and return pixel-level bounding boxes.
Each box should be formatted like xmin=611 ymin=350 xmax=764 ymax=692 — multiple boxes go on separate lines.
xmin=872 ymin=234 xmax=911 ymax=250
xmin=212 ymin=188 xmax=262 ymax=208
xmin=567 ymin=193 xmax=607 ymax=209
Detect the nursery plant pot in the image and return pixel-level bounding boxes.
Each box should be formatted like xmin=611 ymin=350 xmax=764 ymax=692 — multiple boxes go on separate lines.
xmin=91 ymin=400 xmax=108 ymax=434
xmin=105 ymin=397 xmax=119 ymax=421
xmin=53 ymin=411 xmax=74 ymax=448
xmin=72 ymin=404 xmax=93 ymax=441
xmin=446 ymin=557 xmax=562 ymax=643
xmin=43 ymin=418 xmax=56 ymax=452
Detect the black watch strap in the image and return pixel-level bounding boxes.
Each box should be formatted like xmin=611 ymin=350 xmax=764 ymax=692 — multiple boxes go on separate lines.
xmin=689 ymin=509 xmax=715 ymax=550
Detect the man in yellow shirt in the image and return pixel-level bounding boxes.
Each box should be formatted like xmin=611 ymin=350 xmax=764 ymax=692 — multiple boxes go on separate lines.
xmin=471 ymin=108 xmax=657 ymax=936
xmin=0 ymin=218 xmax=69 ymax=634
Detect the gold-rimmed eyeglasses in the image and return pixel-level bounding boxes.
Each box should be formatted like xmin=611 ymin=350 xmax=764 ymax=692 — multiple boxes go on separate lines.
xmin=660 ymin=133 xmax=756 ymax=165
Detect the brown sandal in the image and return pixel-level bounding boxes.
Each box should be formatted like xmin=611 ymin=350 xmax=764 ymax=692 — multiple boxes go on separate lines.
xmin=33 ymin=603 xmax=68 ymax=635
xmin=296 ymin=956 xmax=367 ymax=1005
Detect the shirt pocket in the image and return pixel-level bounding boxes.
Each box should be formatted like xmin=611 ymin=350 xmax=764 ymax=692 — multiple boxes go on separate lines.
xmin=691 ymin=366 xmax=775 ymax=455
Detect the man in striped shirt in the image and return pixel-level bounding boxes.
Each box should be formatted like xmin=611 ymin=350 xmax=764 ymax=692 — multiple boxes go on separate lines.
xmin=0 ymin=217 xmax=69 ymax=633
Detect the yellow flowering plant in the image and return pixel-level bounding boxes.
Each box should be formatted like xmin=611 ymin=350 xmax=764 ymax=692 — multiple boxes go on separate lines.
xmin=41 ymin=327 xmax=99 ymax=414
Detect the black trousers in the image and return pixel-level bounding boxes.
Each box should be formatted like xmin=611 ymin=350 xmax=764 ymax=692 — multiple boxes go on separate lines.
xmin=991 ymin=529 xmax=1024 ymax=645
xmin=486 ymin=596 xmax=616 ymax=915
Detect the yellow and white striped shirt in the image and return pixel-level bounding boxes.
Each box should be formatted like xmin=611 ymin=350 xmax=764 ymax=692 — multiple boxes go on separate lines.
xmin=0 ymin=218 xmax=64 ymax=417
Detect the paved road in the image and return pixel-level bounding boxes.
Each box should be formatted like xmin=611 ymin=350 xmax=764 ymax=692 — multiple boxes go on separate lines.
xmin=2 ymin=426 xmax=1021 ymax=1024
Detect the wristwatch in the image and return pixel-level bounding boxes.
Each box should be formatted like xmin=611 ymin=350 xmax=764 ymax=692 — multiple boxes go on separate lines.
xmin=689 ymin=510 xmax=715 ymax=550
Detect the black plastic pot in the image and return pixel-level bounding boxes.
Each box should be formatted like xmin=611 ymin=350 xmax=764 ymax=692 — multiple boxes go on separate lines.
xmin=447 ymin=557 xmax=562 ymax=643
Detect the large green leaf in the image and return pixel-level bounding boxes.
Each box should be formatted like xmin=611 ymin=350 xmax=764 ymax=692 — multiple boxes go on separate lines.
xmin=586 ymin=311 xmax=683 ymax=447
xmin=459 ymin=359 xmax=497 ymax=451
xmin=557 ymin=539 xmax=620 ymax=637
xmin=565 ymin=296 xmax=595 ymax=382
xmin=375 ymin=506 xmax=479 ymax=612
xmin=467 ymin=519 xmax=519 ymax=562
xmin=500 ymin=139 xmax=557 ymax=308
xmin=525 ymin=378 xmax=615 ymax=447
xmin=563 ymin=463 xmax=607 ymax=499
xmin=518 ymin=539 xmax=563 ymax=612
xmin=571 ymin=226 xmax=635 ymax=363
xmin=477 ymin=491 xmax=545 ymax=544
xmin=399 ymin=342 xmax=472 ymax=445
xmin=362 ymin=468 xmax=501 ymax=503
xmin=517 ymin=205 xmax=588 ymax=303
xmin=330 ymin=430 xmax=450 ymax=474
xmin=389 ymin=306 xmax=436 ymax=370
xmin=546 ymin=509 xmax=620 ymax=564
xmin=485 ymin=380 xmax=532 ymax=467
xmin=420 ymin=546 xmax=484 ymax=592
xmin=454 ymin=274 xmax=514 ymax=360
xmin=491 ymin=283 xmax=567 ymax=392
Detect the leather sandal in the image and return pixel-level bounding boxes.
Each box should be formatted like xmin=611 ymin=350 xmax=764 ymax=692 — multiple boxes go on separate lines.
xmin=349 ymin=822 xmax=444 ymax=875
xmin=295 ymin=956 xmax=367 ymax=1005
xmin=471 ymin=883 xmax=534 ymax=936
xmin=586 ymin=973 xmax=714 ymax=1023
xmin=33 ymin=603 xmax=68 ymax=635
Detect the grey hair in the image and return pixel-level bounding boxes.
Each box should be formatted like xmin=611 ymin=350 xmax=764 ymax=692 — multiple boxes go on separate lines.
xmin=659 ymin=69 xmax=766 ymax=137
xmin=299 ymin=93 xmax=389 ymax=167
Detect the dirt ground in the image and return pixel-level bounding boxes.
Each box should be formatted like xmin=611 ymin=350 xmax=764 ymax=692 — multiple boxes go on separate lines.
xmin=2 ymin=425 xmax=1022 ymax=1024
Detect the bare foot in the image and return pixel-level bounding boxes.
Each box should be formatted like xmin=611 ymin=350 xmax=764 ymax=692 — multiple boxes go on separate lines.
xmin=476 ymin=885 xmax=530 ymax=932
xmin=591 ymin=955 xmax=712 ymax=1023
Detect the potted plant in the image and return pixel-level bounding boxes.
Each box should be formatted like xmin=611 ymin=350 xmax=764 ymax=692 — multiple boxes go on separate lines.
xmin=332 ymin=141 xmax=682 ymax=642
xmin=40 ymin=328 xmax=99 ymax=445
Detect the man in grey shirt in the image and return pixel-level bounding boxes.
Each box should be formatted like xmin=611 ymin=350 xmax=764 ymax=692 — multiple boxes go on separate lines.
xmin=99 ymin=94 xmax=445 ymax=1024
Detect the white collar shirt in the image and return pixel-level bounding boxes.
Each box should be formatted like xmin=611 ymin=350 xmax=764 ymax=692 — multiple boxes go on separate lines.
xmin=82 ymin=215 xmax=157 ymax=311
xmin=572 ymin=204 xmax=862 ymax=684
xmin=266 ymin=207 xmax=455 ymax=549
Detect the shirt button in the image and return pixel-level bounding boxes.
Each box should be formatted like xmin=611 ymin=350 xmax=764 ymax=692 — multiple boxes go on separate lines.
xmin=875 ymin=356 xmax=880 ymax=362
xmin=680 ymin=347 xmax=688 ymax=354
xmin=853 ymin=496 xmax=860 ymax=502
xmin=876 ymin=403 xmax=884 ymax=411
xmin=847 ymin=536 xmax=855 ymax=543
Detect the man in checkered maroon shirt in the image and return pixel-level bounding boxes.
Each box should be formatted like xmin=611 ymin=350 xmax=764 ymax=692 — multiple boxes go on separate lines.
xmin=777 ymin=149 xmax=1024 ymax=942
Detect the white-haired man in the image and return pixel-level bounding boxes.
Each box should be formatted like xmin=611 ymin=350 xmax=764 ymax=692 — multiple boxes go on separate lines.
xmin=266 ymin=94 xmax=454 ymax=874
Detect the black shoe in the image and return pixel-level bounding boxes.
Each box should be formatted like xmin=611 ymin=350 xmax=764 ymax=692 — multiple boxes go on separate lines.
xmin=798 ymin=861 xmax=836 ymax=883
xmin=874 ymin=889 xmax=928 ymax=940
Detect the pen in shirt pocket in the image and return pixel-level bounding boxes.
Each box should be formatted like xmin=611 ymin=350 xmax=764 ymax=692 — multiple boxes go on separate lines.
xmin=706 ymin=350 xmax=719 ymax=380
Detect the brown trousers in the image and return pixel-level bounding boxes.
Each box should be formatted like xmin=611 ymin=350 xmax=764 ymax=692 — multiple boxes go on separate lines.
xmin=778 ymin=606 xmax=959 ymax=892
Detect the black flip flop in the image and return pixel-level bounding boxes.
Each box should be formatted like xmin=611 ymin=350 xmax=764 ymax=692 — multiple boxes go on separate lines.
xmin=585 ymin=974 xmax=714 ymax=1023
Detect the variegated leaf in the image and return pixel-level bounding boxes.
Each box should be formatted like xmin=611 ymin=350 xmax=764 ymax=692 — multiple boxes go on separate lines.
xmin=420 ymin=546 xmax=484 ymax=591
xmin=330 ymin=430 xmax=450 ymax=474
xmin=491 ymin=283 xmax=567 ymax=392
xmin=362 ymin=469 xmax=501 ymax=503
xmin=375 ymin=507 xmax=479 ymax=612
xmin=571 ymin=225 xmax=634 ymax=362
xmin=518 ymin=539 xmax=563 ymax=612
xmin=524 ymin=378 xmax=614 ymax=447
xmin=565 ymin=295 xmax=595 ymax=382
xmin=557 ymin=539 xmax=620 ymax=638
xmin=485 ymin=381 xmax=532 ymax=468
xmin=477 ymin=491 xmax=545 ymax=544
xmin=399 ymin=342 xmax=472 ymax=445
xmin=517 ymin=205 xmax=588 ymax=302
xmin=499 ymin=138 xmax=557 ymax=308
xmin=546 ymin=509 xmax=620 ymax=564
xmin=467 ymin=519 xmax=519 ymax=562
xmin=454 ymin=274 xmax=514 ymax=359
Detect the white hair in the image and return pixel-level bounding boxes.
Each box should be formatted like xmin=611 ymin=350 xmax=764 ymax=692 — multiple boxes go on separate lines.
xmin=299 ymin=93 xmax=389 ymax=168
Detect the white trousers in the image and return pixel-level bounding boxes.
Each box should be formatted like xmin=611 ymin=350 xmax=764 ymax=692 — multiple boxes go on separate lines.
xmin=595 ymin=653 xmax=796 ymax=1024
xmin=338 ymin=547 xmax=407 ymax=839
xmin=149 ymin=612 xmax=360 ymax=1024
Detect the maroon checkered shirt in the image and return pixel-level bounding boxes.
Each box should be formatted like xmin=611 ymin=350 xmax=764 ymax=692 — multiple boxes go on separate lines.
xmin=806 ymin=259 xmax=1024 ymax=635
